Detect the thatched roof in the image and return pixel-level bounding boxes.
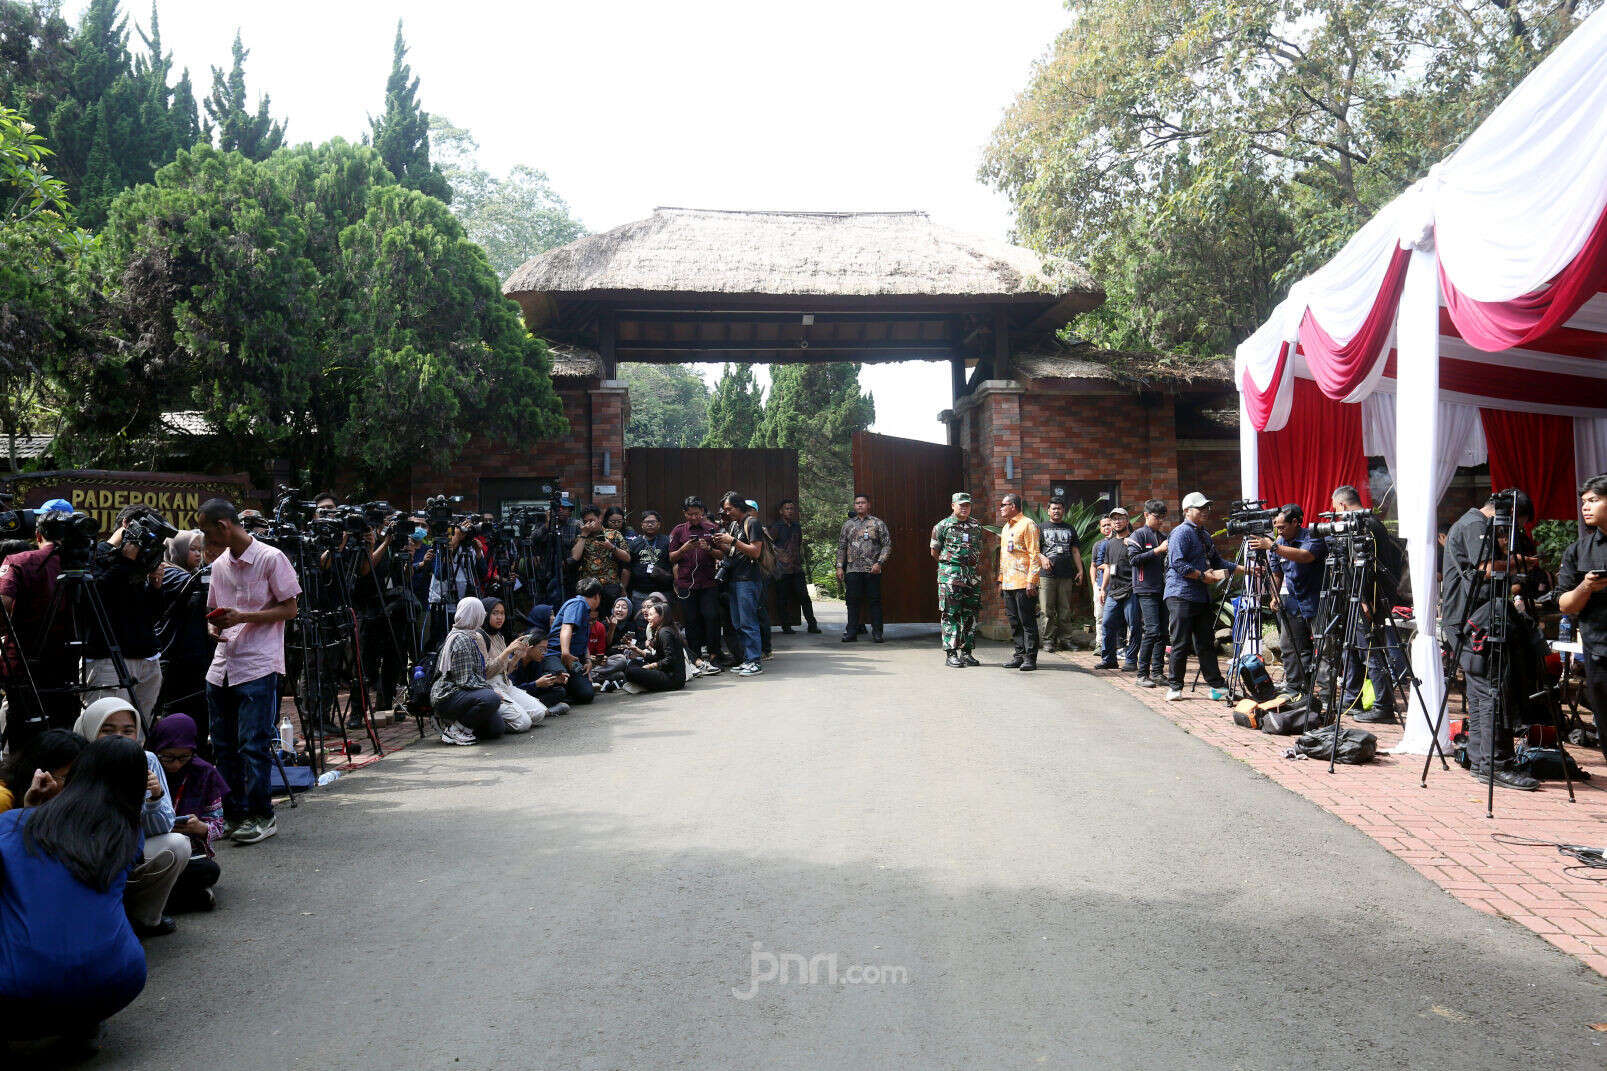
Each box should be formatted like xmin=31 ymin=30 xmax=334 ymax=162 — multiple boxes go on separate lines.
xmin=505 ymin=208 xmax=1101 ymax=327
xmin=1014 ymin=349 xmax=1235 ymax=390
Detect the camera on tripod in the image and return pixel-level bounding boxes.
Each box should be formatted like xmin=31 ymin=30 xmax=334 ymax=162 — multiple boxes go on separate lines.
xmin=0 ymin=491 xmax=37 ymax=541
xmin=273 ymin=487 xmax=317 ymax=527
xmin=1224 ymin=500 xmax=1278 ymax=538
xmin=40 ymin=510 xmax=102 ymax=568
xmin=1311 ymin=508 xmax=1371 ymax=538
xmin=425 ymin=494 xmax=465 ymax=539
xmin=118 ymin=507 xmax=179 ymax=571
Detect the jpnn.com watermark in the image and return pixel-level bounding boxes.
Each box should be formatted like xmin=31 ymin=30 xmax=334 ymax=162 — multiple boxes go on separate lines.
xmin=732 ymin=942 xmax=911 ymax=1000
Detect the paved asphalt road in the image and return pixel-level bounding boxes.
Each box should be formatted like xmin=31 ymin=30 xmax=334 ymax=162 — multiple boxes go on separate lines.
xmin=94 ymin=616 xmax=1604 ymax=1070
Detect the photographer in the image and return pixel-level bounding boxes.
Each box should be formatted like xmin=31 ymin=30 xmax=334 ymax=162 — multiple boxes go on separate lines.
xmin=155 ymin=530 xmax=216 ymax=737
xmin=1558 ymin=474 xmax=1607 ymax=765
xmin=354 ymin=513 xmax=409 ymax=714
xmin=1126 ymin=500 xmax=1170 ymax=688
xmin=83 ymin=506 xmax=172 ymax=721
xmin=1248 ymin=506 xmax=1324 ymax=698
xmin=1097 ymin=508 xmax=1136 ymax=671
xmin=669 ymin=497 xmax=725 ymax=675
xmin=1164 ymin=493 xmax=1246 ymax=701
xmin=627 ymin=510 xmax=674 ymax=605
xmin=0 ymin=500 xmax=78 ymax=747
xmin=715 ymin=492 xmax=767 ymax=677
xmin=1331 ymin=485 xmax=1407 ymax=723
xmin=570 ymin=505 xmax=630 ymax=607
xmin=1441 ymin=488 xmax=1536 ymax=641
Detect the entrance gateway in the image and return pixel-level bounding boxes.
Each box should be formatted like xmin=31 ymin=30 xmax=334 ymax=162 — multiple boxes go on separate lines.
xmin=407 ymin=207 xmax=1240 ymax=630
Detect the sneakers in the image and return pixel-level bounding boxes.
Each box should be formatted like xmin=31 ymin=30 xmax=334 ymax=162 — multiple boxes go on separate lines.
xmin=231 ymin=815 xmax=277 ymax=845
xmin=1135 ymin=676 xmax=1156 ymax=688
xmin=1121 ymin=662 xmax=1138 ymax=673
xmin=546 ymin=702 xmax=572 ymax=716
xmin=946 ymin=651 xmax=965 ymax=668
xmin=1165 ymin=688 xmax=1183 ymax=701
xmin=1208 ymin=686 xmax=1228 ymax=701
xmin=1095 ymin=659 xmax=1118 ymax=670
xmin=962 ymin=652 xmax=980 ymax=667
xmin=840 ymin=633 xmax=858 ymax=643
xmin=735 ymin=661 xmax=763 ymax=677
xmin=439 ymin=722 xmax=477 ymax=746
xmin=598 ymin=679 xmax=623 ymax=693
xmin=222 ymin=816 xmax=246 ymax=840
xmin=695 ymin=659 xmax=721 ymax=675
xmin=622 ymin=681 xmax=647 ymax=694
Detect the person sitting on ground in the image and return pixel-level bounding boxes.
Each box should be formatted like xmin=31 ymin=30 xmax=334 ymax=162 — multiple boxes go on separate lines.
xmin=74 ymin=698 xmax=191 ymax=938
xmin=0 ymin=736 xmax=150 ymax=1054
xmin=590 ymin=595 xmax=637 ymax=692
xmin=431 ymin=599 xmax=509 ymax=747
xmin=0 ymin=728 xmax=86 ymax=813
xmin=623 ymin=598 xmax=689 ymax=694
xmin=537 ymin=578 xmax=603 ymax=708
xmin=145 ymin=714 xmax=225 ymax=912
xmin=479 ymin=598 xmax=566 ymax=727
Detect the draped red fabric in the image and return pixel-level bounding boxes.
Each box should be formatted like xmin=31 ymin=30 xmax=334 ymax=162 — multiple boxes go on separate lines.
xmin=1297 ymin=246 xmax=1411 ymax=400
xmin=1441 ymin=200 xmax=1607 ymax=352
xmin=1241 ymin=344 xmax=1290 ymax=432
xmin=1480 ymin=409 xmax=1577 ymax=520
xmin=1256 ymin=377 xmax=1371 ymax=518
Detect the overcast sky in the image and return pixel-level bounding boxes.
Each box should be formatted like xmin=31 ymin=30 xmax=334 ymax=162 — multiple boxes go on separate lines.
xmin=83 ymin=0 xmax=1071 ymax=443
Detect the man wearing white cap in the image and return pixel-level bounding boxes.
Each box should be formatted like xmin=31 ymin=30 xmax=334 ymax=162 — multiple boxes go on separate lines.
xmin=1163 ymin=493 xmax=1245 ymax=701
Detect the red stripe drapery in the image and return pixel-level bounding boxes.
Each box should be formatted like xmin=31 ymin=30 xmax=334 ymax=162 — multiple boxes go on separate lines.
xmin=1297 ymin=246 xmax=1411 ymax=400
xmin=1256 ymin=377 xmax=1371 ymax=518
xmin=1479 ymin=408 xmax=1576 ymax=520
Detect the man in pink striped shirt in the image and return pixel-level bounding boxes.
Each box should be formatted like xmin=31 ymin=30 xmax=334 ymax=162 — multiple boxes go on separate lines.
xmin=199 ymin=498 xmax=299 ymax=846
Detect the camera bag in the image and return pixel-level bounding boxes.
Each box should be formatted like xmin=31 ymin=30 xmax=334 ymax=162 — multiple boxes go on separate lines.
xmin=1237 ymin=655 xmax=1277 ymax=701
xmin=1260 ymin=697 xmax=1331 ymax=735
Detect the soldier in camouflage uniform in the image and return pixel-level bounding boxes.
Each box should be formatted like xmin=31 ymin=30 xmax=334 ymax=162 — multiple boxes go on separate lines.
xmin=930 ymin=492 xmax=983 ymax=668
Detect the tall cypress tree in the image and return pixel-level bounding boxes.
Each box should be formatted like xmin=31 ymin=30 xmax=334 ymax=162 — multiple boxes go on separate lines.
xmin=701 ymin=364 xmax=765 ymax=448
xmin=203 ymin=31 xmax=284 ymax=160
xmin=368 ymin=20 xmax=449 ymax=201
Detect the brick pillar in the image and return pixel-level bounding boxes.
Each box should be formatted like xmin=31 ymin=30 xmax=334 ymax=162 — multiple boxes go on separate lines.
xmin=965 ymin=380 xmax=1024 ymax=641
xmin=588 ymin=381 xmax=629 ymax=508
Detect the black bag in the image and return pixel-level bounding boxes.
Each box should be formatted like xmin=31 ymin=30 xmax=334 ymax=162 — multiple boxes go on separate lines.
xmin=1260 ymin=698 xmax=1331 ymax=736
xmin=1296 ymin=725 xmax=1378 ymax=764
xmin=1512 ymin=745 xmax=1591 ymax=781
xmin=1238 ymin=654 xmax=1277 ymax=702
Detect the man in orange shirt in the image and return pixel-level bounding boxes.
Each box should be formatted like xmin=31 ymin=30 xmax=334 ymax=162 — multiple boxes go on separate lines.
xmin=997 ymin=493 xmax=1041 ymax=672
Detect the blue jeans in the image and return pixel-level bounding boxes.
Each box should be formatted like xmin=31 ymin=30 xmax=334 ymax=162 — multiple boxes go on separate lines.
xmin=728 ymin=579 xmax=763 ymax=663
xmin=207 ymin=673 xmax=280 ymax=821
xmin=1100 ymin=593 xmax=1134 ymax=662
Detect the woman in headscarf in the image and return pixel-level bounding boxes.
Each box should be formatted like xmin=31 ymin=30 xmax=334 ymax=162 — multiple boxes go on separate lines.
xmin=73 ymin=699 xmax=191 ymax=937
xmin=146 ymin=714 xmax=225 ymax=912
xmin=479 ymin=598 xmax=565 ymax=730
xmin=0 ymin=736 xmax=150 ymax=1051
xmin=155 ymin=529 xmax=216 ymax=743
xmin=430 ymin=598 xmax=508 ymax=747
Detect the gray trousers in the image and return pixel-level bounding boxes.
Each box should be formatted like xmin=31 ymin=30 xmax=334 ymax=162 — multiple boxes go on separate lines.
xmin=126 ymin=831 xmax=192 ymax=926
xmin=1277 ymin=609 xmax=1316 ymax=695
xmin=1040 ymin=576 xmax=1077 ymax=645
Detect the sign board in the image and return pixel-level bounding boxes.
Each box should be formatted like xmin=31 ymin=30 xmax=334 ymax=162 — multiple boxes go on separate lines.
xmin=0 ymin=470 xmax=255 ymax=537
xmin=592 ymin=484 xmax=618 ymax=496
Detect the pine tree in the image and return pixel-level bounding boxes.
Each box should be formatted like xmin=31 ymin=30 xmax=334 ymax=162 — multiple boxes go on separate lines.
xmin=752 ymin=363 xmax=875 ymax=590
xmin=701 ymin=364 xmax=765 ymax=448
xmin=204 ymin=31 xmax=284 ymax=160
xmin=368 ymin=21 xmax=450 ymax=202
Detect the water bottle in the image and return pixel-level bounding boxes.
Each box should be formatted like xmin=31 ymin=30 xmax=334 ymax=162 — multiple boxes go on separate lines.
xmin=278 ymin=717 xmax=295 ymax=755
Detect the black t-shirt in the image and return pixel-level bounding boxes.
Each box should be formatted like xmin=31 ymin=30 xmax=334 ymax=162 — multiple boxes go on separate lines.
xmin=88 ymin=545 xmax=160 ymax=659
xmin=1559 ymin=529 xmax=1607 ymax=656
xmin=157 ymin=563 xmax=215 ymax=666
xmin=1040 ymin=521 xmax=1079 ymax=578
xmin=724 ymin=515 xmax=765 ymax=583
xmin=1102 ymin=536 xmax=1134 ymax=599
xmin=627 ymin=534 xmax=672 ymax=595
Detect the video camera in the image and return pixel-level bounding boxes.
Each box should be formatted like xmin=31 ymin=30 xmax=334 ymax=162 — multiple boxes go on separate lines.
xmin=40 ymin=510 xmax=102 ymax=568
xmin=0 ymin=491 xmax=36 ymax=542
xmin=1311 ymin=508 xmax=1372 ymax=538
xmin=119 ymin=506 xmax=179 ymax=571
xmin=1224 ymin=499 xmax=1278 ymax=538
xmin=425 ymin=494 xmax=466 ymax=539
xmin=273 ymin=487 xmax=318 ymax=528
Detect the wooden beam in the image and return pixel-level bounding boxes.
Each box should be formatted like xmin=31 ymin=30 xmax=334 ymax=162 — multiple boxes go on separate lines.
xmin=614 ymin=339 xmax=957 ymax=354
xmin=598 ymin=310 xmax=618 ymax=380
xmin=951 ymin=355 xmax=967 ymax=404
xmin=993 ymin=308 xmax=1011 ymax=380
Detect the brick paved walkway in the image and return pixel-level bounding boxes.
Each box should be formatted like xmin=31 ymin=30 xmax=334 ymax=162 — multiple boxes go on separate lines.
xmin=1057 ymin=650 xmax=1607 ymax=978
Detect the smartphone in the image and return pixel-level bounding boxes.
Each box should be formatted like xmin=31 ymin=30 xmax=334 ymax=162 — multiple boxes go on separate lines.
xmin=206 ymin=607 xmax=230 ymax=622
xmin=1589 ymin=570 xmax=1606 ymax=581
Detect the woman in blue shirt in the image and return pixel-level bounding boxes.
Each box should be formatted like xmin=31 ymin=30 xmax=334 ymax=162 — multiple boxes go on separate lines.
xmin=0 ymin=736 xmax=149 ymax=1047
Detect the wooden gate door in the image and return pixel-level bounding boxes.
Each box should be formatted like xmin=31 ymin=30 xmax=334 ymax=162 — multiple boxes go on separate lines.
xmin=624 ymin=448 xmax=799 ymax=525
xmin=851 ymin=431 xmax=965 ymax=623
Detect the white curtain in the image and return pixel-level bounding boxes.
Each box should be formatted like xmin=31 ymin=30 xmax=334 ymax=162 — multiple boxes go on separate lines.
xmin=1362 ymin=392 xmax=1486 ymax=507
xmin=1239 ymin=393 xmax=1259 ymax=502
xmin=1393 ymin=249 xmax=1452 ymax=756
xmin=1575 ymin=416 xmax=1607 ymax=487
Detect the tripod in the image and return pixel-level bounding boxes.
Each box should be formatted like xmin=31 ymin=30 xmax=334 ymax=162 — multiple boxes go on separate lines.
xmin=1419 ymin=503 xmax=1575 ymax=815
xmin=38 ymin=560 xmax=140 ymax=724
xmin=1222 ymin=538 xmax=1276 ymax=701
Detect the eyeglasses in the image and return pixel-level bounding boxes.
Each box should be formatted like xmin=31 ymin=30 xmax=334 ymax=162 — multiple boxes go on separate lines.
xmin=156 ymin=749 xmax=194 ymax=764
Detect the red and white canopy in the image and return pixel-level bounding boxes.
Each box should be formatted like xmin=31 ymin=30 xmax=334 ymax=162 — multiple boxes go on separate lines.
xmin=1233 ymin=8 xmax=1607 ymax=753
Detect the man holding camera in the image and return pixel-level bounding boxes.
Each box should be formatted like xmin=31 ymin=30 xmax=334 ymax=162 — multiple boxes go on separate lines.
xmin=1249 ymin=505 xmax=1324 ymax=699
xmin=627 ymin=510 xmax=674 ymax=605
xmin=0 ymin=500 xmax=79 ymax=747
xmin=1441 ymin=488 xmax=1536 ymax=644
xmin=1164 ymin=492 xmax=1245 ymax=701
xmin=1329 ymin=485 xmax=1407 ymax=723
xmin=1559 ymin=475 xmax=1607 ymax=766
xmin=571 ymin=505 xmax=630 ymax=608
xmin=669 ymin=497 xmax=725 ymax=674
xmin=715 ymin=493 xmax=768 ymax=677
xmin=82 ymin=506 xmax=171 ymax=720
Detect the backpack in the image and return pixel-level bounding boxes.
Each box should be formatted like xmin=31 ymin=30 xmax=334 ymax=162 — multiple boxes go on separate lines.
xmin=1296 ymin=725 xmax=1378 ymax=764
xmin=1236 ymin=654 xmax=1277 ymax=702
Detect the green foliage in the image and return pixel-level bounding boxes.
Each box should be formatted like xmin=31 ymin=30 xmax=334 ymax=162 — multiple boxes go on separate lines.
xmin=1532 ymin=520 xmax=1577 ymax=573
xmin=0 ymin=103 xmax=94 ymax=468
xmin=621 ymin=363 xmax=711 ymax=447
xmin=202 ymin=30 xmax=283 ymax=161
xmin=65 ymin=140 xmax=565 ymax=489
xmin=2 ymin=0 xmax=202 ymax=227
xmin=431 ymin=115 xmax=585 ymax=278
xmin=368 ymin=21 xmax=449 ymax=203
xmin=752 ymin=363 xmax=875 ymax=593
xmin=983 ymin=0 xmax=1600 ymax=356
xmin=700 ymin=363 xmax=764 ymax=449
